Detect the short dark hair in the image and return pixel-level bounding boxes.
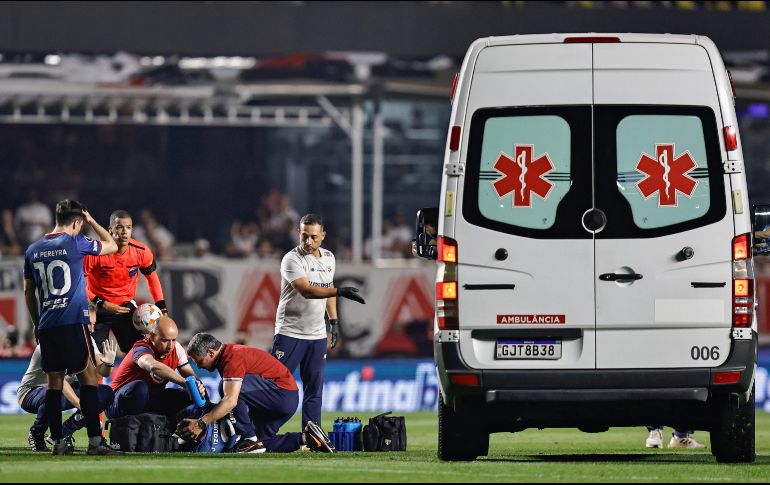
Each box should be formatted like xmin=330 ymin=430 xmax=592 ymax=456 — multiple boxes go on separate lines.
xmin=110 ymin=210 xmax=132 ymax=227
xmin=55 ymin=199 xmax=86 ymax=226
xmin=300 ymin=213 xmax=324 ymax=228
xmin=187 ymin=332 xmax=223 ymax=357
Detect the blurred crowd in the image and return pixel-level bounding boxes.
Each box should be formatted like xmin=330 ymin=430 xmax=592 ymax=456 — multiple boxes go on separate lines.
xmin=0 ymin=189 xmax=414 ymax=262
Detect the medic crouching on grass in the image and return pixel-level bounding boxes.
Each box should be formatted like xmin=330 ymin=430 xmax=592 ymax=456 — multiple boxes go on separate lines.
xmin=178 ymin=332 xmax=335 ymax=454
xmin=84 ymin=210 xmax=167 ymax=353
xmin=108 ymin=316 xmax=207 ymax=423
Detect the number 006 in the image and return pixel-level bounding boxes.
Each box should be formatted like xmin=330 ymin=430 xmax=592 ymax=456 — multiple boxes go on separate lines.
xmin=690 ymin=346 xmax=720 ymax=361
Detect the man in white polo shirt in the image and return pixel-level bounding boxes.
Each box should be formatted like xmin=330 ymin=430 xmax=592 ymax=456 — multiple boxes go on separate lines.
xmin=272 ymin=213 xmax=365 ymax=428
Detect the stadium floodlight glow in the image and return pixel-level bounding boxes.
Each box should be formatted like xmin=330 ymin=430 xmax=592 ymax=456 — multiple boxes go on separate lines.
xmin=180 ymin=57 xmax=209 ymax=69
xmin=44 ymin=55 xmax=61 ymax=66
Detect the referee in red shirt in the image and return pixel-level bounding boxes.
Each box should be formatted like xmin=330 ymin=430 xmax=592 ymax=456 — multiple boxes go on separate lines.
xmin=84 ymin=210 xmax=167 ymax=353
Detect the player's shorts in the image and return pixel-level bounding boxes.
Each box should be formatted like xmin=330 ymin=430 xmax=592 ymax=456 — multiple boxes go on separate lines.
xmin=39 ymin=323 xmax=96 ymax=375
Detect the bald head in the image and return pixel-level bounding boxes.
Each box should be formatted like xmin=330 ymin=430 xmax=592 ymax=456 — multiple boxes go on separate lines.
xmin=155 ymin=316 xmax=178 ymax=338
xmin=149 ymin=316 xmax=179 ymax=359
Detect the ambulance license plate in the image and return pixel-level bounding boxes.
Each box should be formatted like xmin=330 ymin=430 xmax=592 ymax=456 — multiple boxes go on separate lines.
xmin=495 ymin=340 xmax=562 ymax=360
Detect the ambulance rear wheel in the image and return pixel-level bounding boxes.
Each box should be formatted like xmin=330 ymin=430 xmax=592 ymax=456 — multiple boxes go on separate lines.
xmin=710 ymin=384 xmax=755 ymax=464
xmin=438 ymin=395 xmax=489 ymax=461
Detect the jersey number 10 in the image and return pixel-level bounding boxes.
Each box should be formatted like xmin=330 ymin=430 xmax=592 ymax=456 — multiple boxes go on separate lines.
xmin=33 ymin=260 xmax=72 ymax=299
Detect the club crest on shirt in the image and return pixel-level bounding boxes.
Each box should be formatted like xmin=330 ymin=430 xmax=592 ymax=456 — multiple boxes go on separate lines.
xmin=276 ymin=351 xmax=284 ymax=360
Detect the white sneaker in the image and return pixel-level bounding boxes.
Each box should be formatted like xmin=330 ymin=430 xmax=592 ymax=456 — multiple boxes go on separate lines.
xmin=645 ymin=429 xmax=663 ymax=448
xmin=668 ymin=434 xmax=706 ymax=449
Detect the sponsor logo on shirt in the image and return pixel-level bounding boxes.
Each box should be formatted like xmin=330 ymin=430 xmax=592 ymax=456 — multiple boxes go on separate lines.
xmin=309 ymin=282 xmax=333 ymax=288
xmin=42 ymin=297 xmax=70 ymax=310
xmin=276 ymin=351 xmax=284 ymax=360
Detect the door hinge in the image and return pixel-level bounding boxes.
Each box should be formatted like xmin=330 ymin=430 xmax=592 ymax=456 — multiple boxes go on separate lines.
xmin=445 ymin=162 xmax=465 ymax=176
xmin=723 ymin=161 xmax=744 ymax=174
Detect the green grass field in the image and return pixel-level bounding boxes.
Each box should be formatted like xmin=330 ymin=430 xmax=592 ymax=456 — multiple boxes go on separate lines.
xmin=1 ymin=412 xmax=769 ymax=482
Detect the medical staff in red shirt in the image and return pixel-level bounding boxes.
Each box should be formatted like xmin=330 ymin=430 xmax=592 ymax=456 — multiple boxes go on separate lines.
xmin=108 ymin=317 xmax=205 ymax=422
xmin=178 ymin=333 xmax=334 ymax=454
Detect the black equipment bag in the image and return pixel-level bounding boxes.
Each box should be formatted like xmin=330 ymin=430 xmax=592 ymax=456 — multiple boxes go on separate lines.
xmin=362 ymin=412 xmax=407 ymax=451
xmin=106 ymin=413 xmax=178 ymax=452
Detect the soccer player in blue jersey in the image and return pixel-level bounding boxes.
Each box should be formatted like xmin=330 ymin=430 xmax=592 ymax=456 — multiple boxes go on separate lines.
xmin=23 ymin=200 xmax=119 ymax=455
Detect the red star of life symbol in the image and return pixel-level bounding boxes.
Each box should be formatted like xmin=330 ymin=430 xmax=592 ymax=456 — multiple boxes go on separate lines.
xmin=635 ymin=143 xmax=699 ymax=207
xmin=492 ymin=145 xmax=555 ymax=208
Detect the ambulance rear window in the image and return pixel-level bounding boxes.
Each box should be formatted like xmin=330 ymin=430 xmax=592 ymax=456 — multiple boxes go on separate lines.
xmin=593 ymin=105 xmax=726 ymax=239
xmin=463 ymin=106 xmax=593 ymax=239
xmin=616 ymin=115 xmax=711 ymax=229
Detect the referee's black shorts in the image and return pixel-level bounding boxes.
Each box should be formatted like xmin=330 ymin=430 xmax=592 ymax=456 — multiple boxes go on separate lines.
xmin=92 ymin=311 xmax=143 ymax=354
xmin=39 ymin=323 xmax=96 ymax=375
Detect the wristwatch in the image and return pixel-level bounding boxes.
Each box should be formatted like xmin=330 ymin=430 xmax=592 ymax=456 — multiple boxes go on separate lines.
xmin=197 ymin=418 xmax=207 ymax=432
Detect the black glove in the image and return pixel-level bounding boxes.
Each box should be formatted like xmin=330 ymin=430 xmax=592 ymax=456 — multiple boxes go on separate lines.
xmin=91 ymin=295 xmax=106 ymax=310
xmin=336 ymin=287 xmax=365 ymax=304
xmin=329 ymin=319 xmax=340 ymax=349
xmin=155 ymin=299 xmax=168 ymax=315
xmin=122 ymin=299 xmax=138 ymax=316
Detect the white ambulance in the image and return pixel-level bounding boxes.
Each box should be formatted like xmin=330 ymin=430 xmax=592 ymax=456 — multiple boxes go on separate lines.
xmin=413 ymin=33 xmax=764 ymax=463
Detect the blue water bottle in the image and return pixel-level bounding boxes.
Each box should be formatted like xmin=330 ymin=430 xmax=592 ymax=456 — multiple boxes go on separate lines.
xmin=185 ymin=376 xmax=206 ymax=408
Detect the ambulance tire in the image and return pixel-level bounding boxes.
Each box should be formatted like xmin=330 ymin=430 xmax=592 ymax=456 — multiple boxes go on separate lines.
xmin=710 ymin=384 xmax=755 ymax=464
xmin=437 ymin=395 xmax=489 ymax=461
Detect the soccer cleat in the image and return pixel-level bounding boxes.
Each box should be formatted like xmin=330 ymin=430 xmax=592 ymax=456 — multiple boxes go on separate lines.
xmin=668 ymin=434 xmax=706 ymax=449
xmin=231 ymin=437 xmax=267 ymax=454
xmin=86 ymin=439 xmax=123 ymax=456
xmin=645 ymin=429 xmax=663 ymax=449
xmin=28 ymin=430 xmax=49 ymax=452
xmin=304 ymin=421 xmax=335 ymax=453
xmin=51 ymin=437 xmax=75 ymax=456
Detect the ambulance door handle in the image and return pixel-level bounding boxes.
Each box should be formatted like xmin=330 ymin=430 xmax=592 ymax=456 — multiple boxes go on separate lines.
xmin=599 ymin=273 xmax=643 ymax=282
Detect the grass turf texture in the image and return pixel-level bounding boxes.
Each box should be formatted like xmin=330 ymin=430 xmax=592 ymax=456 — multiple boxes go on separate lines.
xmin=0 ymin=412 xmax=769 ymax=482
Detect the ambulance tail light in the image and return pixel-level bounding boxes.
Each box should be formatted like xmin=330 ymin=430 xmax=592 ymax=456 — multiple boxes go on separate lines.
xmin=713 ymin=371 xmax=742 ymax=385
xmin=437 ymin=236 xmax=459 ymax=330
xmin=732 ymin=233 xmax=754 ymax=328
xmin=449 ymin=126 xmax=461 ymax=152
xmin=724 ymin=125 xmax=738 ymax=151
xmin=438 ymin=236 xmax=457 ymax=263
xmin=450 ymin=373 xmax=480 ymax=387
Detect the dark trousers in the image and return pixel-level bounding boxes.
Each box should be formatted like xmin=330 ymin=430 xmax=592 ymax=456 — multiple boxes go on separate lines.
xmin=108 ymin=381 xmax=191 ymax=422
xmin=221 ymin=375 xmax=303 ymax=453
xmin=92 ymin=312 xmax=144 ymax=354
xmin=21 ymin=384 xmax=114 ymax=436
xmin=271 ymin=334 xmax=326 ymax=427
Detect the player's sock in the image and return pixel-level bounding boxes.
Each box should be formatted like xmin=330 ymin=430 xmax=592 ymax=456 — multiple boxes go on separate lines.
xmin=79 ymin=385 xmax=102 ymax=439
xmin=45 ymin=389 xmax=63 ymax=441
xmin=245 ymin=436 xmax=258 ymax=442
xmin=89 ymin=436 xmax=102 ymax=447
